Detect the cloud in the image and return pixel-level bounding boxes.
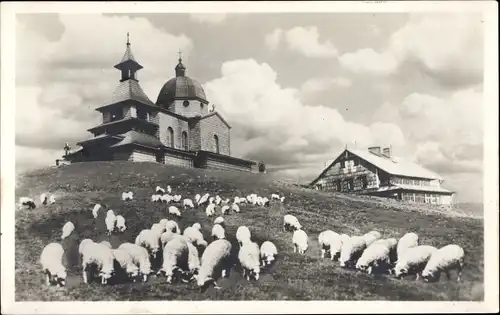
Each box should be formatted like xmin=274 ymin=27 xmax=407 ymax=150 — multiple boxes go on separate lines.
xmin=300 ymin=76 xmax=352 ymax=94
xmin=265 ymin=26 xmax=338 ymax=58
xmin=189 ymin=13 xmax=227 ymax=24
xmin=204 ymin=59 xmax=405 ymax=167
xmin=339 ymin=13 xmax=483 ymax=86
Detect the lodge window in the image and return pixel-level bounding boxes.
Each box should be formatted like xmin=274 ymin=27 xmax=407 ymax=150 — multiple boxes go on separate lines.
xmin=213 ymin=134 xmax=220 ymax=154
xmin=166 ymin=127 xmax=174 ymax=148
xmin=110 ymin=108 xmax=123 ymax=122
xmin=137 ymin=107 xmax=149 ymax=121
xmin=181 ymin=131 xmax=189 ymax=151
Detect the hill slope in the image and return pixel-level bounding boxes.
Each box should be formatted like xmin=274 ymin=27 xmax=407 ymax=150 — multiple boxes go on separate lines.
xmin=15 ymin=161 xmax=484 ymax=301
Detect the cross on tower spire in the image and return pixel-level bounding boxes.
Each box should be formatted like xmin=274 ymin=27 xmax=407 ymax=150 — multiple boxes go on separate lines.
xmin=126 ymin=32 xmax=130 ymax=46
xmin=178 ymin=49 xmax=182 ymax=61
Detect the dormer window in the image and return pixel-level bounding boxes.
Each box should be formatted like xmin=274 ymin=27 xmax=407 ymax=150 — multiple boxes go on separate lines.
xmin=183 ymin=100 xmax=190 ymax=107
xmin=200 ymin=103 xmax=204 ymax=110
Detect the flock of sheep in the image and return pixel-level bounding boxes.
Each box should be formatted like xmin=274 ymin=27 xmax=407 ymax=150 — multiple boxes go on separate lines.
xmin=22 ymin=184 xmax=466 ymax=294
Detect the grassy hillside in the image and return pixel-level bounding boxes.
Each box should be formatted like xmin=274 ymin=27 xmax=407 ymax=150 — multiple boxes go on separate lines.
xmin=15 ymin=161 xmax=484 ymax=301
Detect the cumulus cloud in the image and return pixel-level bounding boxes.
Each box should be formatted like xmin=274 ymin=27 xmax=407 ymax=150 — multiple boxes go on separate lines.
xmin=339 ymin=13 xmax=483 ymax=86
xmin=189 ymin=13 xmax=227 ymax=24
xmin=300 ymin=76 xmax=352 ymax=94
xmin=264 ymin=26 xmax=338 ymax=58
xmin=204 ymin=59 xmax=405 ymax=167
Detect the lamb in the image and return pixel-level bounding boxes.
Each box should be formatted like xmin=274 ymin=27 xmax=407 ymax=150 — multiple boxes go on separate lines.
xmin=318 ymin=230 xmax=343 ymax=260
xmin=421 ymin=244 xmax=465 ymax=282
xmin=40 ymin=242 xmax=67 ymax=286
xmin=221 ymin=205 xmax=230 ymax=215
xmin=121 ymin=191 xmax=133 ymax=201
xmin=393 ymin=245 xmax=438 ymax=280
xmin=135 ymin=229 xmax=161 ymax=259
xmin=157 ymin=235 xmax=190 ymax=283
xmin=236 ymin=226 xmax=252 ymax=246
xmin=19 ymin=197 xmax=36 ymax=209
xmin=112 ymin=248 xmax=139 ymax=282
xmin=292 ymin=229 xmax=309 ymax=254
xmin=168 ymin=206 xmax=182 ymax=218
xmin=81 ymin=242 xmax=115 ymax=284
xmin=116 ymin=215 xmax=127 ymax=232
xmin=192 ymin=222 xmax=202 ymax=231
xmin=165 ymin=220 xmax=180 ymax=234
xmin=211 ymin=224 xmax=226 ymax=240
xmin=61 ymin=221 xmax=75 ymax=240
xmin=239 ymin=241 xmax=261 ymax=281
xmin=40 ymin=193 xmax=48 ymax=205
xmin=195 ymin=239 xmax=232 ymax=290
xmin=99 ymin=241 xmax=112 ymax=249
xmin=231 ymin=204 xmax=240 ymax=213
xmin=362 ymin=230 xmax=382 ymax=247
xmin=205 ymin=203 xmax=216 ymax=217
xmin=155 ymin=186 xmax=165 ymax=195
xmin=183 ymin=226 xmax=208 ymax=247
xmin=92 ymin=204 xmax=101 ymax=218
xmin=397 ymin=232 xmax=419 ymax=259
xmin=355 ymin=241 xmax=394 ymax=274
xmin=183 ymin=198 xmax=195 ymax=209
xmin=105 ymin=211 xmax=117 ymax=235
xmin=283 ymin=214 xmax=302 ymax=232
xmin=260 ymin=241 xmax=278 ymax=266
xmin=339 ymin=236 xmax=367 ymax=268
xmin=213 ymin=216 xmax=225 ymax=226
xmin=118 ymin=242 xmax=153 ymax=282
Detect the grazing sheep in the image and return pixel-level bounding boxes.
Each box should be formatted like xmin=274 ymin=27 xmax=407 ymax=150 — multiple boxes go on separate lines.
xmin=185 ymin=239 xmax=201 ymax=279
xmin=165 ymin=220 xmax=180 ymax=234
xmin=79 ymin=239 xmax=95 ymax=258
xmin=280 ymin=196 xmax=285 ymax=203
xmin=221 ymin=205 xmax=230 ymax=215
xmin=183 ymin=198 xmax=195 ymax=209
xmin=195 ymin=239 xmax=232 ymax=290
xmin=49 ymin=195 xmax=56 ymax=204
xmin=421 ymin=244 xmax=465 ymax=282
xmin=393 ymin=245 xmax=438 ymax=280
xmin=195 ymin=194 xmax=201 ymax=204
xmin=236 ymin=226 xmax=251 ymax=246
xmin=371 ymin=238 xmax=398 ymax=265
xmin=151 ymin=194 xmax=161 ymax=203
xmin=158 ymin=236 xmax=190 ymax=284
xmin=121 ymin=191 xmax=134 ymax=201
xmin=260 ymin=197 xmax=270 ymax=207
xmin=215 ymin=195 xmax=222 ymax=206
xmin=118 ymin=242 xmax=153 ymax=282
xmin=112 ymin=248 xmax=139 ymax=282
xmin=167 ymin=185 xmax=172 ymax=194
xmin=239 ymin=241 xmax=261 ymax=281
xmin=397 ymin=232 xmax=419 ymax=259
xmin=260 ymin=241 xmax=278 ymax=266
xmin=339 ymin=236 xmax=367 ymax=268
xmin=213 ymin=216 xmax=225 ymax=226
xmin=183 ymin=227 xmax=208 ymax=247
xmin=283 ymin=214 xmax=301 ymax=232
xmin=292 ymin=229 xmax=309 ymax=254
xmin=100 ymin=241 xmax=112 ymax=249
xmin=205 ymin=203 xmax=216 ymax=217
xmin=151 ymin=223 xmax=166 ymax=236
xmin=318 ymin=230 xmax=343 ymax=260
xmin=356 ymin=242 xmax=393 ymax=274
xmin=161 ymin=194 xmax=173 ymax=203
xmin=155 ymin=186 xmax=165 ymax=195
xmin=233 ymin=196 xmax=241 ymax=205
xmin=362 ymin=231 xmax=382 ymax=247
xmin=168 ymin=206 xmax=182 ymax=218
xmin=92 ymin=204 xmax=101 ymax=218
xmin=81 ymin=242 xmax=115 ymax=284
xmin=116 ymin=215 xmax=126 ymax=232
xmin=105 ymin=211 xmax=117 ymax=235
xmin=271 ymin=193 xmax=280 ymax=201
xmin=135 ymin=229 xmax=161 ymax=260
xmin=231 ymin=204 xmax=240 ymax=213
xmin=40 ymin=193 xmax=48 ymax=205
xmin=19 ymin=197 xmax=36 ymax=209
xmin=160 ymin=231 xmax=177 ymax=248
xmin=198 ymin=193 xmax=210 ymax=207
xmin=222 ymin=198 xmax=230 ymax=206
xmin=173 ymin=195 xmax=182 ymax=203
xmin=61 ymin=221 xmax=75 ymax=240
xmin=40 ymin=242 xmax=67 ymax=287
xmin=211 ymin=224 xmax=226 ymax=240
xmin=192 ymin=222 xmax=202 ymax=231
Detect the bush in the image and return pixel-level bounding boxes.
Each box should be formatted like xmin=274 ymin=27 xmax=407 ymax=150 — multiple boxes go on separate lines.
xmin=258 ymin=161 xmax=266 ymax=173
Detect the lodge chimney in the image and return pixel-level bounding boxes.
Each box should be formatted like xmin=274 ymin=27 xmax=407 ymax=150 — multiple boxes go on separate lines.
xmin=368 ymin=146 xmax=381 ymax=156
xmin=382 ymin=146 xmax=392 ymax=158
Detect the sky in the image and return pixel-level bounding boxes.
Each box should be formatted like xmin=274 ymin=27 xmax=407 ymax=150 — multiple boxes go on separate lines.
xmin=15 ymin=12 xmax=485 ymax=203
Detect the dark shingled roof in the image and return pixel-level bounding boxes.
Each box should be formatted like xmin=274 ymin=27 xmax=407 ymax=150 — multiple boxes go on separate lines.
xmin=101 ymin=79 xmax=156 ymax=107
xmin=110 ymin=130 xmax=163 ymax=149
xmin=156 ymin=76 xmax=208 ymax=105
xmin=120 ymin=45 xmax=138 ymax=64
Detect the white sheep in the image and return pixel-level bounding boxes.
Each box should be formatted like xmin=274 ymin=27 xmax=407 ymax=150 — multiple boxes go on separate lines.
xmin=271 ymin=193 xmax=280 ymax=201
xmin=121 ymin=191 xmax=133 ymax=201
xmin=116 ymin=215 xmax=126 ymax=232
xmin=165 ymin=220 xmax=180 ymax=234
xmin=362 ymin=230 xmax=382 ymax=247
xmin=135 ymin=229 xmax=161 ymax=259
xmin=79 ymin=239 xmax=95 ymax=258
xmin=215 ymin=195 xmax=222 ymax=206
xmin=40 ymin=193 xmax=48 ymax=205
xmin=239 ymin=241 xmax=261 ymax=281
xmin=151 ymin=223 xmax=166 ymax=236
xmin=356 ymin=242 xmax=393 ymax=274
xmin=221 ymin=205 xmax=230 ymax=215
xmin=105 ymin=211 xmax=117 ymax=235
xmin=118 ymin=242 xmax=153 ymax=282
xmin=192 ymin=222 xmax=202 ymax=231
xmin=236 ymin=226 xmax=251 ymax=246
xmin=198 ymin=193 xmax=210 ymax=207
xmin=92 ymin=204 xmax=101 ymax=218
xmin=19 ymin=197 xmax=36 ymax=209
xmin=205 ymin=203 xmax=216 ymax=217
xmin=173 ymin=194 xmax=182 ymax=203
xmin=81 ymin=242 xmax=115 ymax=284
xmin=292 ymin=229 xmax=308 ymax=254
xmin=112 ymin=248 xmax=139 ymax=282
xmin=49 ymin=195 xmax=56 ymax=204
xmin=339 ymin=236 xmax=367 ymax=268
xmin=421 ymin=244 xmax=465 ymax=282
xmin=168 ymin=206 xmax=182 ymax=218
xmin=393 ymin=245 xmax=438 ymax=280
xmin=195 ymin=194 xmax=201 ymax=204
xmin=161 ymin=194 xmax=173 ymax=203
xmin=183 ymin=198 xmax=195 ymax=209
xmin=280 ymin=196 xmax=285 ymax=203
xmin=371 ymin=238 xmax=398 ymax=265
xmin=318 ymin=230 xmax=343 ymax=260
xmin=155 ymin=186 xmax=165 ymax=195
xmin=231 ymin=203 xmax=240 ymax=213
xmin=233 ymin=196 xmax=241 ymax=205
xmin=167 ymin=185 xmax=172 ymax=194
xmin=195 ymin=239 xmax=232 ymax=289
xmin=100 ymin=240 xmax=112 ymax=249
xmin=185 ymin=238 xmax=201 ymax=278
xmin=260 ymin=241 xmax=278 ymax=266
xmin=222 ymin=198 xmax=230 ymax=206
xmin=40 ymin=242 xmax=67 ymax=286
xmin=151 ymin=194 xmax=161 ymax=202
xmin=158 ymin=235 xmax=189 ymax=283
xmin=61 ymin=221 xmax=75 ymax=240
xmin=160 ymin=231 xmax=177 ymax=248
xmin=211 ymin=224 xmax=226 ymax=240
xmin=214 ymin=216 xmax=225 ymax=226
xmin=183 ymin=227 xmax=208 ymax=247
xmin=397 ymin=232 xmax=419 ymax=259
xmin=283 ymin=214 xmax=301 ymax=232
